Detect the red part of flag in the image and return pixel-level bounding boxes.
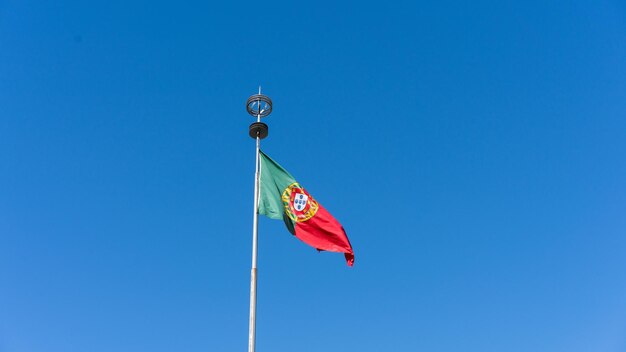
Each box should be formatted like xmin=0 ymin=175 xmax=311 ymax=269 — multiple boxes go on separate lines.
xmin=294 ymin=204 xmax=354 ymax=266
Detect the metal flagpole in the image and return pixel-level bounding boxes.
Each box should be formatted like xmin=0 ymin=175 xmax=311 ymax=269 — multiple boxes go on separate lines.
xmin=246 ymin=88 xmax=272 ymax=352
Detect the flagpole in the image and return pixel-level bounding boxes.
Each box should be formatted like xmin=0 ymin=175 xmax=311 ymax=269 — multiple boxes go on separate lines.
xmin=246 ymin=88 xmax=271 ymax=352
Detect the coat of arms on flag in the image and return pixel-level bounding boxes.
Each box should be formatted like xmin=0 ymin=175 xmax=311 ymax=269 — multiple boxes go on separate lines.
xmin=281 ymin=183 xmax=319 ymax=222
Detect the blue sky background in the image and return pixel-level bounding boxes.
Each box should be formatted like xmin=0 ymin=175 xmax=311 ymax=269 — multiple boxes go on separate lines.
xmin=1 ymin=0 xmax=626 ymax=351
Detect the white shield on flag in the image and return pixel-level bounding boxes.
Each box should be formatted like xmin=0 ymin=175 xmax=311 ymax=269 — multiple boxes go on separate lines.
xmin=293 ymin=193 xmax=308 ymax=211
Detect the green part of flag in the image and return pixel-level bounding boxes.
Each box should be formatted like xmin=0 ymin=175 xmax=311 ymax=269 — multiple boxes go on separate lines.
xmin=258 ymin=150 xmax=295 ymax=220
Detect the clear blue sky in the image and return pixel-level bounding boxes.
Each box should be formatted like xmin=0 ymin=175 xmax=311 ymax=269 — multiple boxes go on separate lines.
xmin=2 ymin=0 xmax=626 ymax=351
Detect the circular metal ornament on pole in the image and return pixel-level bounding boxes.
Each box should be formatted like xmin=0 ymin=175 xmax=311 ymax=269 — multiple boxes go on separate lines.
xmin=246 ymin=94 xmax=272 ymax=119
xmin=247 ymin=92 xmax=272 ymax=139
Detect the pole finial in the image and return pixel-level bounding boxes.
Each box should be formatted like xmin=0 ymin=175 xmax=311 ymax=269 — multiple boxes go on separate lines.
xmin=247 ymin=89 xmax=272 ymax=139
xmin=246 ymin=91 xmax=272 ymax=119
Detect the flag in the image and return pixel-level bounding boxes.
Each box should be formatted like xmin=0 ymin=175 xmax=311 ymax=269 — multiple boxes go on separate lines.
xmin=258 ymin=150 xmax=355 ymax=266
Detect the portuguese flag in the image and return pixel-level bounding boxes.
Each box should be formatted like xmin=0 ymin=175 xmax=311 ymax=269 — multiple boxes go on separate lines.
xmin=258 ymin=151 xmax=355 ymax=266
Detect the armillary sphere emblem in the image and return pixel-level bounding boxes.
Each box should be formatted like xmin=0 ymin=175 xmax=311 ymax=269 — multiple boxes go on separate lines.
xmin=246 ymin=94 xmax=273 ymax=118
